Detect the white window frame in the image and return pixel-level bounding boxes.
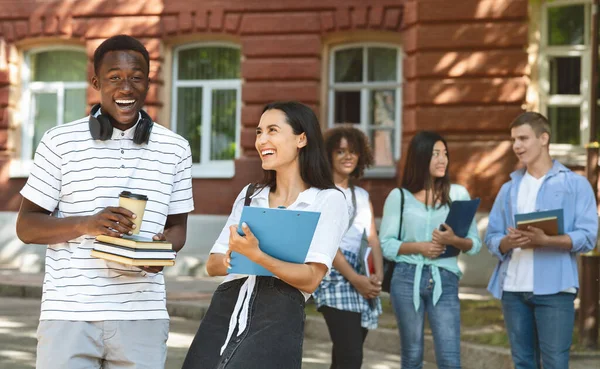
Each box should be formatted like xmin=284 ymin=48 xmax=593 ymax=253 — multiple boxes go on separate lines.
xmin=328 ymin=43 xmax=403 ymax=178
xmin=11 ymin=46 xmax=87 ymax=178
xmin=171 ymin=42 xmax=241 ymax=179
xmin=540 ymin=0 xmax=591 ymax=160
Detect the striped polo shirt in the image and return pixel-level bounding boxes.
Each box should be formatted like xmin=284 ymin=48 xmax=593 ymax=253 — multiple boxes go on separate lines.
xmin=20 ymin=114 xmax=194 ymax=321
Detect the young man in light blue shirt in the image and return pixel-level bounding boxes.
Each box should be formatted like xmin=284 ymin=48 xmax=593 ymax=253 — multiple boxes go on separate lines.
xmin=486 ymin=112 xmax=598 ymax=369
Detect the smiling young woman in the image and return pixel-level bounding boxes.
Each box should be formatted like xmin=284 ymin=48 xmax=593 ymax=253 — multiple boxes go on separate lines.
xmin=379 ymin=130 xmax=482 ymax=369
xmin=181 ymin=101 xmax=349 ymax=369
xmin=312 ymin=126 xmax=384 ymax=369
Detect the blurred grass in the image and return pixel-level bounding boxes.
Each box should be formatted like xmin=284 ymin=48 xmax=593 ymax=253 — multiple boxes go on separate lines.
xmin=306 ymin=297 xmax=599 ymax=352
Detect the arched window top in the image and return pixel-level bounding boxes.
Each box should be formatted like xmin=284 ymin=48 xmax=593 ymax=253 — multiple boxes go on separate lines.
xmin=174 ymin=43 xmax=241 ymax=81
xmin=26 ymin=47 xmax=87 ymax=82
xmin=330 ymin=43 xmax=401 ymax=85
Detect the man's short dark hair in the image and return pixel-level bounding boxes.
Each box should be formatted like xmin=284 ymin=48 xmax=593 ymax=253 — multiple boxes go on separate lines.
xmin=93 ymin=35 xmax=150 ymax=75
xmin=509 ymin=111 xmax=551 ymax=138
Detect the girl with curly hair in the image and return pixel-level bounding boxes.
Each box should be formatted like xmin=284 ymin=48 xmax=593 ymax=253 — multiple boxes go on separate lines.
xmin=312 ymin=126 xmax=384 ymax=369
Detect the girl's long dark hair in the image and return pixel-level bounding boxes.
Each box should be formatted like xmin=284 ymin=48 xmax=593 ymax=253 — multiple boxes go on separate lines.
xmin=401 ymin=130 xmax=451 ymax=208
xmin=257 ymin=101 xmax=336 ymax=192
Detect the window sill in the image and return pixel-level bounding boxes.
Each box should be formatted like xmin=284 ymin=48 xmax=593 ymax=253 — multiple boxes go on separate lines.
xmin=549 ymin=144 xmax=587 ymax=167
xmin=364 ymin=166 xmax=397 ymax=179
xmin=191 ymin=161 xmax=235 ymax=179
xmin=9 ymin=159 xmax=33 ymax=178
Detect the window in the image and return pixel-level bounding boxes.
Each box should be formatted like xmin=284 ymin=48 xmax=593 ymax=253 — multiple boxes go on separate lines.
xmin=20 ymin=48 xmax=88 ymax=160
xmin=171 ymin=44 xmax=241 ymax=178
xmin=540 ymin=1 xmax=591 ymax=146
xmin=328 ymin=44 xmax=402 ymax=176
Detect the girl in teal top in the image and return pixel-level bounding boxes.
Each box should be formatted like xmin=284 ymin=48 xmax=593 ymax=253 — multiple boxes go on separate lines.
xmin=379 ymin=131 xmax=481 ymax=369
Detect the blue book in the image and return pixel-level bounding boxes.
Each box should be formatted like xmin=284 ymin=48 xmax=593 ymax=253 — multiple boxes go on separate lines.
xmin=438 ymin=198 xmax=481 ymax=258
xmin=514 ymin=209 xmax=563 ymax=236
xmin=229 ymin=206 xmax=321 ymax=276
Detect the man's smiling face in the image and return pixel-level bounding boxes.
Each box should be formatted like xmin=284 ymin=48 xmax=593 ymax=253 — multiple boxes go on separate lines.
xmin=91 ymin=50 xmax=149 ymax=129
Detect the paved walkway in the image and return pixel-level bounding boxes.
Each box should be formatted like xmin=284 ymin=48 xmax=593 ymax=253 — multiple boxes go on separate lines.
xmin=0 ymin=297 xmax=418 ymax=369
xmin=0 ymin=269 xmax=597 ymax=369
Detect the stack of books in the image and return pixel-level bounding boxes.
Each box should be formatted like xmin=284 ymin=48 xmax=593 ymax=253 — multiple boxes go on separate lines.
xmin=91 ymin=234 xmax=176 ymax=266
xmin=515 ymin=208 xmax=563 ymax=236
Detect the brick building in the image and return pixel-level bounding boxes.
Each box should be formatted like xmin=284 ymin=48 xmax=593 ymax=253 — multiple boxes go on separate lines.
xmin=0 ymin=0 xmax=592 ymax=218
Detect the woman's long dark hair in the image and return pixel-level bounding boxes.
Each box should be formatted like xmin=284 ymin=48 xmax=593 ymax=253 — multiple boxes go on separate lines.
xmin=401 ymin=131 xmax=451 ymax=208
xmin=257 ymin=101 xmax=336 ymax=191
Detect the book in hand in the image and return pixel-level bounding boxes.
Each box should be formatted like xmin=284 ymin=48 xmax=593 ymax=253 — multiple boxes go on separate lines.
xmin=92 ymin=234 xmax=175 ymax=267
xmin=229 ymin=206 xmax=321 ymax=276
xmin=514 ymin=209 xmax=564 ymax=236
xmin=438 ymin=198 xmax=481 ymax=258
xmin=94 ymin=242 xmax=176 ymax=260
xmin=357 ymin=231 xmax=375 ymax=277
xmin=95 ymin=234 xmax=172 ymax=250
xmin=91 ymin=249 xmax=175 ymax=267
xmin=356 ymin=231 xmax=377 ymax=309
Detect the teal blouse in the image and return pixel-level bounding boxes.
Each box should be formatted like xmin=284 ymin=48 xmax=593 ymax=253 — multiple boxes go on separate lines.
xmin=379 ymin=184 xmax=482 ymax=311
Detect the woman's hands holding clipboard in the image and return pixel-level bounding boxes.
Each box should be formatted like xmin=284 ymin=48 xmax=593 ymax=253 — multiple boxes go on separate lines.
xmin=223 ymin=222 xmax=261 ymax=269
xmin=432 ymin=223 xmax=457 ymax=246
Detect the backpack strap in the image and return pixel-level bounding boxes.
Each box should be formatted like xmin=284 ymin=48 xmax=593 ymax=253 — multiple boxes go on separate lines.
xmin=348 ymin=184 xmax=358 ymax=230
xmin=397 ymin=188 xmax=405 ymax=240
xmin=244 ymin=184 xmax=256 ymax=206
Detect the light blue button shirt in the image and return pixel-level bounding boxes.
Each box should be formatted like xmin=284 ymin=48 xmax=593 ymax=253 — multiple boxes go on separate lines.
xmin=380 ymin=184 xmax=482 ymax=311
xmin=485 ymin=160 xmax=598 ymax=299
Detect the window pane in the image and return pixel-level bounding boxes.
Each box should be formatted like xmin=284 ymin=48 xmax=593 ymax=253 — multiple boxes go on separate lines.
xmin=549 ymin=56 xmax=580 ymax=95
xmin=211 ymin=89 xmax=237 ymax=160
xmin=64 ymin=88 xmax=86 ymax=123
xmin=32 ymin=92 xmax=58 ymax=158
xmin=369 ymin=129 xmax=395 ymax=167
xmin=334 ymin=48 xmax=363 ymax=83
xmin=368 ymin=47 xmax=397 ymax=82
xmin=369 ymin=90 xmax=396 ymax=166
xmin=176 ymin=87 xmax=202 ymax=163
xmin=334 ymin=91 xmax=361 ymax=124
xmin=548 ymin=106 xmax=580 ymax=145
xmin=370 ymin=90 xmax=396 ymax=128
xmin=547 ymin=5 xmax=584 ymax=46
xmin=30 ymin=50 xmax=87 ymax=82
xmin=178 ymin=47 xmax=240 ymax=80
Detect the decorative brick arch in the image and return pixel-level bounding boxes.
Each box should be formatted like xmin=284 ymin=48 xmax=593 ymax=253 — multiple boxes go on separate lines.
xmin=318 ymin=5 xmax=403 ymax=34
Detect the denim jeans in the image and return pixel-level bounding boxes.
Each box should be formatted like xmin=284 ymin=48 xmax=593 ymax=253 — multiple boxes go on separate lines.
xmin=501 ymin=291 xmax=575 ymax=369
xmin=182 ymin=276 xmax=305 ymax=369
xmin=389 ymin=262 xmax=461 ymax=369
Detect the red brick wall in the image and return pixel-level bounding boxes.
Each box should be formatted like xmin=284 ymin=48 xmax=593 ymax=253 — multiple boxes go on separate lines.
xmin=399 ymin=0 xmax=528 ymax=209
xmin=0 ymin=0 xmax=528 ymax=215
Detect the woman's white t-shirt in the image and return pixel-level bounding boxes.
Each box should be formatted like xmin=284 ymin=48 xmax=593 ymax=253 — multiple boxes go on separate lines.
xmin=337 ymin=185 xmax=372 ymax=254
xmin=209 ymin=184 xmax=348 ymax=354
xmin=210 ymin=184 xmax=349 ymax=300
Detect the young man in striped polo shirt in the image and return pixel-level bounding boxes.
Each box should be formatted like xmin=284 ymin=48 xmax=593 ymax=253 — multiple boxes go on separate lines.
xmin=16 ymin=35 xmax=194 ymax=369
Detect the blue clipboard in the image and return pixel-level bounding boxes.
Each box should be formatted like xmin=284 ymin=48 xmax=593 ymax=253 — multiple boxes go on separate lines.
xmin=229 ymin=206 xmax=321 ymax=276
xmin=438 ymin=198 xmax=480 ymax=258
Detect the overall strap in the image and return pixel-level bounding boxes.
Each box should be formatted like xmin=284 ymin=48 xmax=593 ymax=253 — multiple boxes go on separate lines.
xmin=244 ymin=184 xmax=256 ymax=206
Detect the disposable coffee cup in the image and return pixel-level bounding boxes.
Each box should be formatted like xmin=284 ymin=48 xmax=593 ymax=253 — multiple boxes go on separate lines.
xmin=118 ymin=191 xmax=148 ymax=235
